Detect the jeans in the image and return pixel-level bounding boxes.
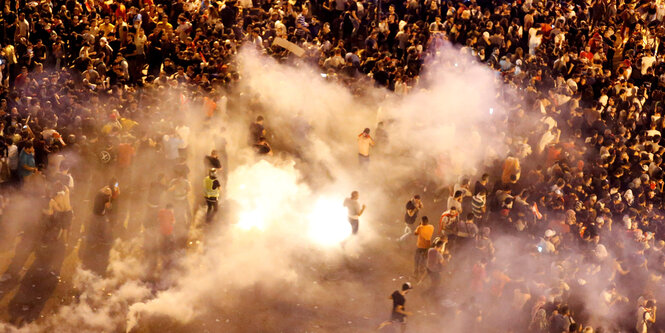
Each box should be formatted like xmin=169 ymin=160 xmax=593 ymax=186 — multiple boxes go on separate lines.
xmin=414 ymin=248 xmax=427 ymax=274
xmin=349 ymin=218 xmax=359 ymax=234
xmin=358 ymin=154 xmax=370 ymax=168
xmin=205 ymin=197 xmax=218 ymax=222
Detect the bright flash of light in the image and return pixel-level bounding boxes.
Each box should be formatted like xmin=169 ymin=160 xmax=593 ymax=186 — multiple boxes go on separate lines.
xmin=237 ymin=210 xmax=266 ymax=231
xmin=307 ymin=198 xmax=352 ymax=246
xmin=489 ymin=108 xmax=494 ymax=115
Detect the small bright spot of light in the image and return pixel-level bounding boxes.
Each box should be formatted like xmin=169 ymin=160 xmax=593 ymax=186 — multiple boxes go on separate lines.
xmin=454 ymin=63 xmax=459 ymax=67
xmin=489 ymin=108 xmax=494 ymax=115
xmin=308 ymin=198 xmax=352 ymax=246
xmin=237 ymin=210 xmax=265 ymax=231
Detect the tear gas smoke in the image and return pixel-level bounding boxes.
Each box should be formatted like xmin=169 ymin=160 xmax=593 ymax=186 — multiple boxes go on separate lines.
xmin=2 ymin=43 xmax=528 ymax=332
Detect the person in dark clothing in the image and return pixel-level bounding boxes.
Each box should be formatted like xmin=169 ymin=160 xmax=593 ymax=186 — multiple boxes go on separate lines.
xmin=377 ymin=282 xmax=413 ymax=332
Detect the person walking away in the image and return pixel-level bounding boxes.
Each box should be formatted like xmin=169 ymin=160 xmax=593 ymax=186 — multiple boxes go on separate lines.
xmin=414 ymin=216 xmax=433 ymax=279
xmin=343 ymin=190 xmax=365 ymax=234
xmin=377 ymin=282 xmax=413 ymax=332
xmin=398 ymin=194 xmax=423 ymax=242
xmin=357 ymin=128 xmax=375 ymax=168
xmin=204 ymin=168 xmax=221 ymax=223
xmin=81 ymin=186 xmax=113 ymax=276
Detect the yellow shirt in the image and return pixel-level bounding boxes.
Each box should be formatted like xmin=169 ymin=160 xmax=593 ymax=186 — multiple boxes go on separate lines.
xmin=415 ymin=224 xmax=434 ymax=249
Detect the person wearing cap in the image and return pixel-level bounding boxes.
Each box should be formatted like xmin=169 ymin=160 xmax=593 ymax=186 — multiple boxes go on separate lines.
xmin=204 ymin=168 xmax=221 ymax=223
xmin=377 ymin=282 xmax=412 ymax=332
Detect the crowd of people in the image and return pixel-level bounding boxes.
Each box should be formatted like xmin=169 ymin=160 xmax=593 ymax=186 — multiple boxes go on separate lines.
xmin=0 ymin=0 xmax=663 ymax=330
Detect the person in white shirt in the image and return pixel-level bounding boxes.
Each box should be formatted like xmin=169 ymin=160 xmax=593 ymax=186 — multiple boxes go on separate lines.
xmin=357 ymin=128 xmax=375 ymax=167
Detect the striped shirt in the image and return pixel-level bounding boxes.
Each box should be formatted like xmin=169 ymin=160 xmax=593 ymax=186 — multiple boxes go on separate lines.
xmin=471 ymin=194 xmax=486 ymax=219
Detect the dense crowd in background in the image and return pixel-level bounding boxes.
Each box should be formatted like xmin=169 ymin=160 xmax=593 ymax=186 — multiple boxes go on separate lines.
xmin=0 ymin=0 xmax=664 ymax=331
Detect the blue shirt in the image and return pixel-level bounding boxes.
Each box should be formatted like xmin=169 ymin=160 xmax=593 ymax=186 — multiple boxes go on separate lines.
xmin=18 ymin=149 xmax=35 ymax=178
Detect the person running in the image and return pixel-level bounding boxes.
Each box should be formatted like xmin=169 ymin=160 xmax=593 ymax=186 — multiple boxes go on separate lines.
xmin=398 ymin=195 xmax=423 ymax=242
xmin=414 ymin=216 xmax=434 ymax=278
xmin=343 ymin=190 xmax=365 ymax=234
xmin=377 ymin=282 xmax=413 ymax=332
xmin=203 ymin=168 xmax=221 ymax=223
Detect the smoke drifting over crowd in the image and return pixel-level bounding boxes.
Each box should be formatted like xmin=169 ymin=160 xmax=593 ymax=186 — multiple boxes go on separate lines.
xmin=1 ymin=40 xmax=653 ymax=333
xmin=0 ymin=42 xmax=516 ymax=332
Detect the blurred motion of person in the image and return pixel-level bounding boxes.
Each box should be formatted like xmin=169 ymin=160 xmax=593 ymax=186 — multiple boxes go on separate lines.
xmin=204 ymin=168 xmax=221 ymax=223
xmin=398 ymin=194 xmax=423 ymax=242
xmin=249 ymin=115 xmax=266 ymax=145
xmin=377 ymin=282 xmax=412 ymax=332
xmin=81 ymin=185 xmax=114 ymax=276
xmin=168 ymin=171 xmax=192 ymax=246
xmin=158 ymin=204 xmax=176 ymax=267
xmin=357 ymin=128 xmax=375 ymax=167
xmin=343 ymin=190 xmax=365 ymax=234
xmin=254 ymin=136 xmax=273 ymax=156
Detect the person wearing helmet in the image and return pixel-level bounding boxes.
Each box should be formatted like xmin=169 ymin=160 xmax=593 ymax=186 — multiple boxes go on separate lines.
xmin=204 ymin=168 xmax=221 ymax=222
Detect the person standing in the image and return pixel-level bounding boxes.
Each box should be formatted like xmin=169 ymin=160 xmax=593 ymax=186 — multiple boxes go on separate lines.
xmin=398 ymin=194 xmax=423 ymax=242
xmin=17 ymin=143 xmax=37 ymax=180
xmin=377 ymin=282 xmax=413 ymax=332
xmin=204 ymin=168 xmax=221 ymax=223
xmin=343 ymin=190 xmax=365 ymax=234
xmin=158 ymin=204 xmax=176 ymax=260
xmin=168 ymin=171 xmax=192 ymax=246
xmin=426 ymin=238 xmax=446 ymax=296
xmin=357 ymin=128 xmax=375 ymax=167
xmin=414 ymin=216 xmax=434 ymax=278
xmin=636 ymin=299 xmax=657 ymax=333
xmin=249 ymin=115 xmax=266 ymax=145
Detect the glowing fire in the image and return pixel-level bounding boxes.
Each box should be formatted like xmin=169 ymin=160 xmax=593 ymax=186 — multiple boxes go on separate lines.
xmin=307 ymin=198 xmax=352 ymax=246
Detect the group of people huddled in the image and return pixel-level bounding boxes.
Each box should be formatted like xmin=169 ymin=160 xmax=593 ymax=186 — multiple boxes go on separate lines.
xmin=0 ymin=0 xmax=664 ymax=330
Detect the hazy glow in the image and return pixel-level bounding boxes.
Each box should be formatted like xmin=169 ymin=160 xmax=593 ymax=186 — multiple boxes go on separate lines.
xmin=307 ymin=198 xmax=352 ymax=246
xmin=236 ymin=210 xmax=266 ymax=231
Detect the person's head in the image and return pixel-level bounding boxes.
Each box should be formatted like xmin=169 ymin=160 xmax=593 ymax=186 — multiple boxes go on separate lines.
xmin=413 ymin=194 xmax=421 ymax=202
xmin=351 ymin=191 xmax=359 ymax=200
xmin=421 ymin=216 xmax=429 ymax=225
xmin=467 ymin=213 xmax=474 ymax=222
xmin=23 ymin=143 xmax=34 ymax=154
xmin=209 ymin=168 xmax=217 ymax=178
xmin=401 ymin=282 xmax=412 ymax=293
xmin=434 ymin=239 xmax=444 ymax=248
xmin=256 ymin=115 xmax=264 ymax=124
xmin=363 ymin=128 xmax=370 ymax=135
